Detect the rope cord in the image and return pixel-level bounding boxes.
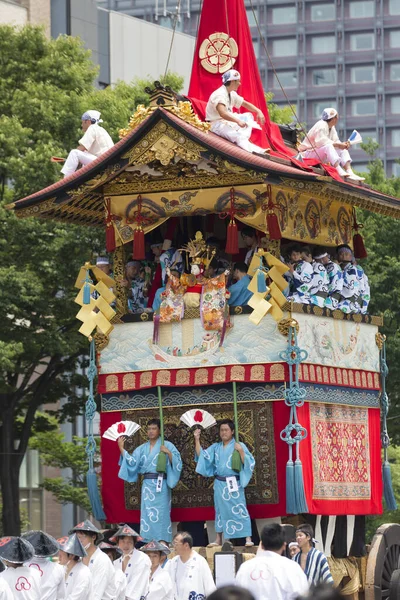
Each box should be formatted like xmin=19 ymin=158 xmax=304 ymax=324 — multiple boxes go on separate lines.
xmin=163 ymin=0 xmax=182 ymax=80
xmin=85 ymin=339 xmax=97 ymax=469
xmin=380 ymin=339 xmax=390 ymax=459
xmin=248 ymin=0 xmax=325 ymax=163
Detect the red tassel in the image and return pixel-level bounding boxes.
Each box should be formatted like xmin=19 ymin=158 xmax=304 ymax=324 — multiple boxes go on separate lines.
xmin=353 ymin=232 xmax=367 ymax=259
xmin=226 ymin=220 xmax=239 ymax=254
xmin=133 ymin=228 xmax=145 ymax=260
xmin=267 ymin=211 xmax=282 ymax=241
xmin=106 ymin=223 xmax=116 ymax=253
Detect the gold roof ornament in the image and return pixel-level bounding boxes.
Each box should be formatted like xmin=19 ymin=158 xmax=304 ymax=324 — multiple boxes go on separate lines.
xmin=180 ymin=231 xmax=216 ymax=268
xmin=119 ymin=82 xmax=210 ymax=139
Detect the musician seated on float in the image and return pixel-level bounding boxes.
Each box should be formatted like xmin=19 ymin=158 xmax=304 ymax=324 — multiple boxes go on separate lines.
xmin=206 ymin=69 xmax=270 ymax=155
xmin=298 ymin=108 xmax=365 ymax=182
xmin=228 ymin=262 xmax=252 ymax=307
xmin=61 ymin=110 xmax=114 ymax=178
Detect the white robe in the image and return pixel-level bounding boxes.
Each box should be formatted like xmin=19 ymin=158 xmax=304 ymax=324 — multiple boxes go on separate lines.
xmin=235 ymin=550 xmax=309 ymax=600
xmin=65 ymin=561 xmax=92 ymax=600
xmin=0 ymin=566 xmax=41 ymax=600
xmin=114 ymin=570 xmax=126 ymax=600
xmin=143 ymin=566 xmax=173 ymax=600
xmin=24 ymin=558 xmax=65 ymax=600
xmin=87 ymin=548 xmax=116 ymax=600
xmin=166 ymin=553 xmax=216 ymax=600
xmin=113 ymin=550 xmax=151 ymax=600
xmin=0 ymin=578 xmax=13 ymax=600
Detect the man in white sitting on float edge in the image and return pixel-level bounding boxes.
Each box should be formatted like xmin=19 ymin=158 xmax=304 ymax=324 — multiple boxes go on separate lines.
xmin=61 ymin=110 xmax=114 ymax=178
xmin=206 ymin=69 xmax=270 ymax=155
xmin=298 ymin=107 xmax=365 ymax=182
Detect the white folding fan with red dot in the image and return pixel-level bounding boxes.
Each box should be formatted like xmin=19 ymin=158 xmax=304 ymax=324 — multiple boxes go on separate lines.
xmin=180 ymin=409 xmax=216 ymax=430
xmin=102 ymin=420 xmax=140 ymax=441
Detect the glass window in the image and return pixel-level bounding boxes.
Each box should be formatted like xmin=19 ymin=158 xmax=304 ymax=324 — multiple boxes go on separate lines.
xmin=389 ymin=0 xmax=400 ymax=15
xmin=390 ymin=63 xmax=400 ymax=81
xmin=312 ymin=68 xmax=336 ymax=86
xmin=276 ymin=70 xmax=298 ymax=87
xmin=351 ymin=65 xmax=375 ymax=83
xmin=253 ymin=38 xmax=260 ymax=58
xmin=391 ymin=97 xmax=400 ymax=113
xmin=272 ymin=6 xmax=297 ymax=24
xmin=311 ymin=35 xmax=336 ymax=54
xmin=390 ymin=30 xmax=400 ymax=48
xmin=311 ymin=3 xmax=335 ymax=21
xmin=349 ymin=1 xmax=374 ymax=18
xmin=360 ymin=130 xmax=377 ymax=142
xmin=247 ymin=8 xmax=257 ymax=27
xmin=393 ymin=162 xmax=400 ymax=177
xmin=350 ymin=33 xmax=375 ymax=50
xmin=352 ymin=98 xmax=376 ymax=116
xmin=313 ymin=101 xmax=338 ymax=118
xmin=392 ymin=130 xmax=400 ymax=146
xmin=272 ymin=38 xmax=297 ymax=56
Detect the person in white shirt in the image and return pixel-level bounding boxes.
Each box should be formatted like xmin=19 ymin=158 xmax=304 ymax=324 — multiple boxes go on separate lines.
xmin=166 ymin=532 xmax=216 ymax=600
xmin=0 ymin=537 xmax=41 ymax=600
xmin=61 ymin=110 xmax=114 ymax=178
xmin=69 ymin=520 xmax=115 ymax=600
xmin=0 ymin=578 xmax=13 ymax=600
xmin=111 ymin=524 xmax=151 ymax=600
xmin=235 ymin=523 xmax=309 ymax=600
xmin=58 ymin=534 xmax=92 ymax=600
xmin=22 ymin=530 xmax=65 ymax=600
xmin=298 ymin=107 xmax=364 ymax=182
xmin=98 ymin=543 xmax=126 ymax=600
xmin=140 ymin=540 xmax=173 ymax=600
xmin=206 ymin=69 xmax=269 ymax=155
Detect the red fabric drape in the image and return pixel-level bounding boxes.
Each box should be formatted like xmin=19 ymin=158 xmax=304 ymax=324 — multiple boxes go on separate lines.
xmin=187 ymin=0 xmax=295 ymax=158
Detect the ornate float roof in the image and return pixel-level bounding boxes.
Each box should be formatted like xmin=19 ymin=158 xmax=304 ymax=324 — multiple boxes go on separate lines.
xmin=9 ymin=104 xmax=400 ymax=226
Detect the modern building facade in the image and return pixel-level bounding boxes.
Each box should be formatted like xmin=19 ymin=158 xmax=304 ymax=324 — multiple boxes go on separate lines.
xmin=96 ymin=0 xmax=400 ymax=176
xmin=0 ymin=0 xmax=51 ymax=33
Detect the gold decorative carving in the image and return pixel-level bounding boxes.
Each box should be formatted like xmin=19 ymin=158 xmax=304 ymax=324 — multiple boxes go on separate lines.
xmin=231 ymin=365 xmax=245 ymax=380
xmin=374 ymin=373 xmax=380 ymax=388
xmin=375 ymin=332 xmax=386 ymax=349
xmin=123 ymin=373 xmax=136 ymax=390
xmin=316 ymin=366 xmax=322 ymax=382
xmin=195 ymin=369 xmax=209 ymax=385
xmin=323 ymin=367 xmax=329 ymax=383
xmin=309 ymin=365 xmax=316 ymax=380
xmin=277 ymin=317 xmax=299 ymax=337
xmin=349 ymin=371 xmax=355 ymax=387
xmin=213 ymin=367 xmax=226 ymax=383
xmin=13 ymin=196 xmax=57 ymax=218
xmin=140 ymin=312 xmax=149 ymax=321
xmin=302 ymin=364 xmax=309 ymax=380
xmin=176 ymin=370 xmax=190 ymax=385
xmin=112 ymin=245 xmax=128 ymax=317
xmin=156 ymin=370 xmax=171 ymax=385
xmin=94 ymin=331 xmax=109 ymax=351
xmin=105 ymin=374 xmax=119 ymax=392
xmin=329 ymin=368 xmax=336 ymax=384
xmin=361 ymin=372 xmax=367 ymax=387
xmin=140 ymin=372 xmax=152 ymax=388
xmin=250 ymin=365 xmax=265 ymax=381
xmin=336 ymin=369 xmax=342 ymax=385
xmin=270 ymin=364 xmax=285 ymax=380
xmin=234 ymin=306 xmax=243 ymax=314
xmin=355 ymin=371 xmax=361 ymax=387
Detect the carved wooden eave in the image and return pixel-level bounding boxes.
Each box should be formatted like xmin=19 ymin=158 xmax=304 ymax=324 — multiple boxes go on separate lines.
xmin=8 ymin=107 xmax=400 ymax=225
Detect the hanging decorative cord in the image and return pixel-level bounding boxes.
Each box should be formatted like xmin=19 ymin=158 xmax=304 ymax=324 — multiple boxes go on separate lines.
xmin=85 ymin=338 xmax=106 ymax=521
xmin=379 ymin=335 xmax=397 ymax=510
xmin=279 ymin=323 xmax=309 ymax=514
xmin=163 ymin=0 xmax=182 ymax=79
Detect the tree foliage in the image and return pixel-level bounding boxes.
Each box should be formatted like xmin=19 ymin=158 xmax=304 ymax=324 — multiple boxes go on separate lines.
xmin=0 ymin=23 xmax=183 ymax=535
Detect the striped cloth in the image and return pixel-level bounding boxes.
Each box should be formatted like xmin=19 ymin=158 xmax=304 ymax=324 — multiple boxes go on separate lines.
xmin=294 ymin=547 xmax=334 ymax=587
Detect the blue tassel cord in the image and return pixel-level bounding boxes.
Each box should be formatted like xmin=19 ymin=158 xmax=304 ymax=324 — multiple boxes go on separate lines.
xmin=83 ymin=269 xmax=92 ymax=305
xmin=279 ymin=324 xmax=309 ymax=514
xmin=257 ymin=269 xmax=267 ymax=294
xmin=380 ymin=339 xmax=397 ymax=510
xmin=85 ymin=338 xmax=106 ymax=521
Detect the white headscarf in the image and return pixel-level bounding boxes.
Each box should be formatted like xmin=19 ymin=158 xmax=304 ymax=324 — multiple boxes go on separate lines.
xmin=222 ymin=69 xmax=241 ymax=84
xmin=82 ymin=110 xmax=103 ymax=123
xmin=321 ymin=107 xmax=338 ymax=121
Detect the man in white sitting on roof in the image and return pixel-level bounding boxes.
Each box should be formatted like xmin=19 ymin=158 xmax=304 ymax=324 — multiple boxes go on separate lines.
xmin=61 ymin=110 xmax=114 ymax=178
xmin=298 ymin=108 xmax=365 ymax=182
xmin=206 ymin=69 xmax=270 ymax=155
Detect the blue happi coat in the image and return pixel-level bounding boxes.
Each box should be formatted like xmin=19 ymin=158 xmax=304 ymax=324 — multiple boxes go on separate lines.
xmin=196 ymin=439 xmax=255 ymax=539
xmin=338 ymin=262 xmax=361 ymax=314
xmin=288 ymin=260 xmax=313 ymax=304
xmin=119 ymin=438 xmax=182 ymax=542
xmin=309 ymin=262 xmax=329 ymax=308
xmin=325 ymin=261 xmax=343 ymax=310
xmin=228 ymin=275 xmax=252 ymax=306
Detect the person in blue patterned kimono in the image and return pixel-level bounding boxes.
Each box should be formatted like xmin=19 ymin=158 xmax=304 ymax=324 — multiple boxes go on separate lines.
xmin=336 ymin=245 xmax=361 ymax=313
xmin=287 ymin=245 xmax=313 ymax=304
xmin=301 ymin=247 xmax=329 ymax=308
xmin=118 ymin=419 xmax=182 ymax=544
xmin=194 ymin=419 xmax=255 ymax=547
xmin=313 ymin=247 xmax=343 ymax=311
xmin=355 ymin=262 xmax=370 ymax=314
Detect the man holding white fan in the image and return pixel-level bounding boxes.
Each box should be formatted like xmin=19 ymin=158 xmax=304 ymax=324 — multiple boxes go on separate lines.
xmin=299 ymin=107 xmax=365 ymax=182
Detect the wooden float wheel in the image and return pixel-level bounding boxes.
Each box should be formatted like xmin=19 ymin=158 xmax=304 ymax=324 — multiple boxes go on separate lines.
xmin=365 ymin=524 xmax=400 ymax=600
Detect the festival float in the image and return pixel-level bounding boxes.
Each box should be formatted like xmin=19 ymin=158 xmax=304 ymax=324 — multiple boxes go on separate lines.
xmin=8 ymin=0 xmax=400 ymax=597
